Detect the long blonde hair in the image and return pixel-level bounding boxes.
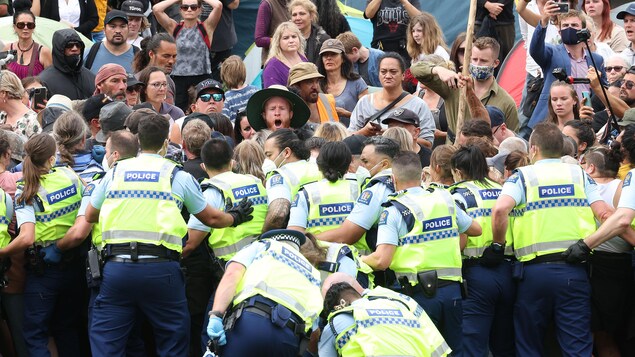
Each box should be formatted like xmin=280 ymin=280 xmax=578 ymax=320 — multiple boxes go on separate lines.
xmin=406 ymin=12 xmax=448 ymax=61
xmin=266 ymin=22 xmax=306 ymax=64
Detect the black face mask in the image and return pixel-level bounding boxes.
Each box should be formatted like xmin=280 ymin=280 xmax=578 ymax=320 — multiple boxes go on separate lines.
xmin=561 ymin=27 xmax=580 ymax=45
xmin=64 ymin=54 xmax=81 ymax=70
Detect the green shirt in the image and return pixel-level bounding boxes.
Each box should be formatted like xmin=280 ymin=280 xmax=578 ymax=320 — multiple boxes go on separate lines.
xmin=411 ymin=61 xmax=519 ymax=136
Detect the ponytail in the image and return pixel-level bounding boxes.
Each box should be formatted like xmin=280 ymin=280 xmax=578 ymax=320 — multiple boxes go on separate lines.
xmin=17 ymin=134 xmax=56 ymax=205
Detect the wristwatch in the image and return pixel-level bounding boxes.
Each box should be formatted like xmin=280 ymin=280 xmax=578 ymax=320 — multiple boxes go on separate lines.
xmin=491 ymin=242 xmax=505 ymax=253
xmin=209 ymin=310 xmax=224 ymax=319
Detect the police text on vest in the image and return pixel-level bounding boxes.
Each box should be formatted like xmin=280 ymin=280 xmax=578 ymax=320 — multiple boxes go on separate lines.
xmin=47 ymin=185 xmax=77 ymax=204
xmin=124 ymin=171 xmax=160 ymax=182
xmin=423 ymin=216 xmax=452 ymax=231
xmin=538 ymin=184 xmax=574 ymax=198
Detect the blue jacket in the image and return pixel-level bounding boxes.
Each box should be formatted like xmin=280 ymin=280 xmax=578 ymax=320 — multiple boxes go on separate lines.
xmin=528 ymin=22 xmax=606 ymax=129
xmin=355 ymin=47 xmax=384 ymax=88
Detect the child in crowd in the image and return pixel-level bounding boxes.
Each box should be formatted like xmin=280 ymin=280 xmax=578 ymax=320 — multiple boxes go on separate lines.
xmin=220 ymin=55 xmax=259 ymax=123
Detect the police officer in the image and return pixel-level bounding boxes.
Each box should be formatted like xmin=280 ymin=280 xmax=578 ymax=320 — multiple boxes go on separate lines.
xmin=364 ymin=151 xmax=481 ymax=355
xmin=317 ymin=136 xmax=400 ymax=257
xmin=491 ymin=122 xmax=620 ymax=356
xmin=319 ymin=278 xmax=451 ymax=357
xmin=449 ymin=145 xmax=515 ymax=356
xmin=85 ymin=114 xmax=254 ymax=357
xmin=206 ymin=229 xmax=323 ymax=356
xmin=0 ymin=134 xmax=85 ymax=356
xmin=263 ymin=129 xmax=321 ymax=231
xmin=0 ymin=186 xmax=13 ymax=286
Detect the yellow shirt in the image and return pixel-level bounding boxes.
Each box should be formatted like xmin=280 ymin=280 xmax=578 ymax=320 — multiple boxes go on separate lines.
xmin=93 ymin=0 xmax=107 ymax=32
xmin=618 ymin=163 xmax=634 ymax=180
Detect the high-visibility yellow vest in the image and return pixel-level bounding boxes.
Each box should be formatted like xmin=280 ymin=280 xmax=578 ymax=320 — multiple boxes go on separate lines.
xmin=302 ymin=178 xmax=359 ymax=235
xmin=202 ymin=172 xmax=267 ymax=261
xmin=233 ymin=239 xmax=323 ymax=331
xmin=316 ymin=241 xmax=375 ymax=286
xmin=388 ymin=188 xmax=463 ymax=283
xmin=329 ymin=297 xmax=451 ymax=357
xmin=512 ymin=162 xmax=596 ymax=262
xmin=99 ymin=156 xmax=186 ymax=253
xmin=0 ymin=188 xmax=10 ymax=248
xmin=451 ymin=180 xmax=513 ymax=257
xmin=28 ymin=166 xmax=83 ymax=245
xmin=270 ymin=160 xmax=322 ymax=202
xmin=356 ymin=169 xmax=394 ymax=255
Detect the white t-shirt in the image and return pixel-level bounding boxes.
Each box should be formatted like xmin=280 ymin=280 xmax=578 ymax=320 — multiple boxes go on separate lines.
xmin=59 ymin=0 xmax=81 ymax=27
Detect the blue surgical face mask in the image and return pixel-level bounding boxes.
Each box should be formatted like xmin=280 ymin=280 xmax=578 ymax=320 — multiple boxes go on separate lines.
xmin=560 ymin=27 xmax=581 ymax=45
xmin=469 ymin=63 xmax=495 ymax=81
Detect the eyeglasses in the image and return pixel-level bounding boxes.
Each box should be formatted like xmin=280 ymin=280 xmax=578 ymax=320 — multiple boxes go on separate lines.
xmin=199 ymin=93 xmax=223 ymax=102
xmin=623 ymin=80 xmax=635 ymax=90
xmin=65 ymin=42 xmax=83 ymax=50
xmin=180 ymin=4 xmax=199 ymax=11
xmin=492 ymin=124 xmax=502 ymax=135
xmin=606 ymin=66 xmax=624 ymax=72
xmin=15 ymin=22 xmax=35 ymax=29
xmin=148 ymin=82 xmax=168 ymax=89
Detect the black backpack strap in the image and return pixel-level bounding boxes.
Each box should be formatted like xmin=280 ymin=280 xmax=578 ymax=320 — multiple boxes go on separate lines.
xmin=84 ymin=42 xmax=102 ymax=70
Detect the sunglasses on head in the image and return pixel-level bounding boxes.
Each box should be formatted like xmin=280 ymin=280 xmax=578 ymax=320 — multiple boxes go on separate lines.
xmin=180 ymin=4 xmax=199 ymax=10
xmin=199 ymin=93 xmax=223 ymax=102
xmin=15 ymin=22 xmax=35 ymax=29
xmin=65 ymin=41 xmax=83 ymax=50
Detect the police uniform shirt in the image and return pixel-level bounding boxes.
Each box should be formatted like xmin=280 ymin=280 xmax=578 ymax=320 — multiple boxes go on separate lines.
xmin=77 ymin=178 xmax=102 ymax=217
xmin=377 ymin=187 xmax=474 ymax=245
xmin=318 ymin=298 xmax=363 ymax=357
xmin=501 ymin=159 xmax=602 ymax=206
xmin=618 ymin=169 xmax=635 ymax=210
xmin=347 ymin=173 xmax=395 ymax=230
xmin=227 ymin=239 xmax=269 ymax=269
xmin=287 ymin=190 xmax=310 ymax=228
xmin=15 ymin=175 xmax=84 ymax=226
xmin=266 ymin=161 xmax=309 ymax=204
xmin=187 ymin=187 xmax=224 ymax=233
xmin=90 ymin=154 xmax=208 ymax=215
xmin=1 ymin=193 xmax=13 ymax=227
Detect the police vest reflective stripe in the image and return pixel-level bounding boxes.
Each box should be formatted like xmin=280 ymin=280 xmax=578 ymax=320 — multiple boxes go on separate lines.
xmin=512 ymin=163 xmax=596 ymax=262
xmin=317 ymin=93 xmax=338 ymax=122
xmin=390 ymin=188 xmax=463 ymax=283
xmin=99 ymin=156 xmax=186 ymax=252
xmin=33 ymin=166 xmax=83 ymax=245
xmin=304 ymin=179 xmax=359 ymax=235
xmin=452 ymin=180 xmax=513 ymax=258
xmin=233 ymin=240 xmax=323 ymax=330
xmin=272 ymin=160 xmax=322 ymax=201
xmin=0 ymin=189 xmax=10 ymax=249
xmin=203 ymin=172 xmax=267 ymax=260
xmin=330 ymin=298 xmax=451 ymax=357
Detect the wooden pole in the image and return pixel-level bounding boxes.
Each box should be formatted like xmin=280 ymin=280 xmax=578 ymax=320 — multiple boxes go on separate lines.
xmin=456 ymin=0 xmax=478 ymax=134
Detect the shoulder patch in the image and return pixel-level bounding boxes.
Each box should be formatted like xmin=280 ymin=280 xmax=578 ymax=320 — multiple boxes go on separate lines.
xmin=378 ymin=210 xmax=389 ymax=225
xmin=624 ymin=172 xmax=632 ymax=187
xmin=270 ymin=174 xmax=284 ymax=187
xmin=83 ymin=183 xmax=95 ymax=197
xmin=586 ymin=174 xmax=596 ymax=185
xmin=357 ymin=190 xmax=373 ymax=205
xmin=291 ymin=194 xmax=299 ymax=207
xmin=14 ymin=196 xmax=24 ymax=210
xmin=506 ymin=173 xmax=519 ymax=184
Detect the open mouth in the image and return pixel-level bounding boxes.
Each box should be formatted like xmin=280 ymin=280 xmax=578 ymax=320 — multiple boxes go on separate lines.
xmin=274 ymin=119 xmax=283 ymax=128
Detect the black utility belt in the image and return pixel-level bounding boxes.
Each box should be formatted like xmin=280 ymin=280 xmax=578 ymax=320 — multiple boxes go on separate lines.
xmin=462 ymin=256 xmax=516 ymax=268
xmin=399 ymin=270 xmax=459 ymax=298
xmin=226 ymin=298 xmax=306 ymax=336
xmin=103 ymin=242 xmax=180 ymax=262
xmin=524 ymin=252 xmax=567 ymax=265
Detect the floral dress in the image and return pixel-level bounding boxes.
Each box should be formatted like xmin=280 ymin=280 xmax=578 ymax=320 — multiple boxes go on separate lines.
xmin=0 ymin=109 xmax=41 ymax=141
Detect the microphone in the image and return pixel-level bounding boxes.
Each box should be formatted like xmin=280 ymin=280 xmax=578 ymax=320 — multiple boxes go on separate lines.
xmin=552 ymin=68 xmax=590 ymax=84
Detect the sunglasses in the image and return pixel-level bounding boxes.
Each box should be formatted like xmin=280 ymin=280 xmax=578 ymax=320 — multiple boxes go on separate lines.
xmin=624 ymin=80 xmax=635 ymax=90
xmin=606 ymin=66 xmax=624 ymax=72
xmin=65 ymin=41 xmax=83 ymax=50
xmin=199 ymin=93 xmax=223 ymax=102
xmin=180 ymin=4 xmax=199 ymax=10
xmin=15 ymin=22 xmax=35 ymax=29
xmin=126 ymin=84 xmax=144 ymax=92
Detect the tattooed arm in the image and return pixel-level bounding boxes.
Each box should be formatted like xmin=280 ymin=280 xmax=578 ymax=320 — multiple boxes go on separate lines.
xmin=263 ymin=198 xmax=291 ymax=232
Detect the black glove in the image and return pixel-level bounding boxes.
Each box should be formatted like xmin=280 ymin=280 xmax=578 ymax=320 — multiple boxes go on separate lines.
xmin=561 ymin=239 xmax=591 ymax=264
xmin=480 ymin=243 xmax=505 ymax=267
xmin=226 ymin=198 xmax=254 ymax=227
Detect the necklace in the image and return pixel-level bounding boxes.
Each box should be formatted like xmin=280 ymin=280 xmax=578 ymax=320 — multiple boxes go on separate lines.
xmin=16 ymin=41 xmax=34 ymax=65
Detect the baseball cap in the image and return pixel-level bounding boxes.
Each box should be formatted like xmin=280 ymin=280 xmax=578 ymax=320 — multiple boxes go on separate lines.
xmin=195 ymin=78 xmax=224 ymax=98
xmin=260 ymin=229 xmax=306 ymax=246
xmin=0 ymin=129 xmax=25 ymax=162
xmin=343 ymin=134 xmax=366 ymax=156
xmin=288 ymin=62 xmax=324 ymax=86
xmin=126 ymin=73 xmax=144 ymax=89
xmin=619 ymin=108 xmax=635 ymax=127
xmin=82 ymin=94 xmax=114 ymax=121
xmin=382 ymin=108 xmax=420 ymax=126
xmin=104 ymin=9 xmax=128 ymax=25
xmin=617 ymin=3 xmax=635 ymax=19
xmin=319 ymin=39 xmax=346 ymax=55
xmin=97 ymin=102 xmax=132 ymax=142
xmin=120 ymin=0 xmax=144 ymax=17
xmin=46 ymin=94 xmax=73 ymax=111
xmin=486 ymin=106 xmax=505 ymax=127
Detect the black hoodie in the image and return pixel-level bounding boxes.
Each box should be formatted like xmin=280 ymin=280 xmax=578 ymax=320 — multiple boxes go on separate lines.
xmin=39 ymin=29 xmax=96 ymax=101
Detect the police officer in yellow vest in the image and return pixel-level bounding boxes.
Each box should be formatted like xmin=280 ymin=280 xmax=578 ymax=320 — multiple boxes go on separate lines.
xmin=491 ymin=122 xmax=620 ymax=356
xmin=84 ymin=114 xmax=254 ymax=357
xmin=262 ymin=129 xmax=322 ymax=231
xmin=449 ymin=145 xmax=515 ymax=356
xmin=363 ymin=151 xmax=481 ymax=355
xmin=319 ymin=273 xmax=451 ymax=357
xmin=0 ymin=186 xmax=13 ymax=288
xmin=206 ymin=229 xmax=323 ymax=356
xmin=0 ymin=134 xmax=85 ymax=356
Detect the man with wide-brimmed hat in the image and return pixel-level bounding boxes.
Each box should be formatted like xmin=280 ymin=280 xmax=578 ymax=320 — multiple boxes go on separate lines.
xmin=246 ymin=85 xmax=310 ymax=132
xmin=287 ymin=62 xmax=338 ymax=124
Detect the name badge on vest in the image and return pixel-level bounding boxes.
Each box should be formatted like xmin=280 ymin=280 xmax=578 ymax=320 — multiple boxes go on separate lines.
xmin=538 ymin=184 xmax=574 ymax=198
xmin=124 ymin=171 xmax=160 ymax=182
xmin=319 ymin=203 xmax=353 ymax=216
xmin=47 ymin=185 xmax=77 ymax=204
xmin=232 ymin=184 xmax=260 ymax=199
xmin=423 ymin=216 xmax=452 ymax=232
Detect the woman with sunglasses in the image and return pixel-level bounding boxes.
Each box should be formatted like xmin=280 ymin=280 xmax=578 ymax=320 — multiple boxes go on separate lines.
xmin=137 ymin=66 xmax=184 ymax=122
xmin=153 ymin=0 xmax=223 ymax=112
xmin=2 ymin=6 xmax=52 ymax=80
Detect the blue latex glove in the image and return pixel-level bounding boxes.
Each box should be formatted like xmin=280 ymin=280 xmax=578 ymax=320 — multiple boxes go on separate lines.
xmin=207 ymin=315 xmax=226 ymax=346
xmin=41 ymin=244 xmax=63 ymax=264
